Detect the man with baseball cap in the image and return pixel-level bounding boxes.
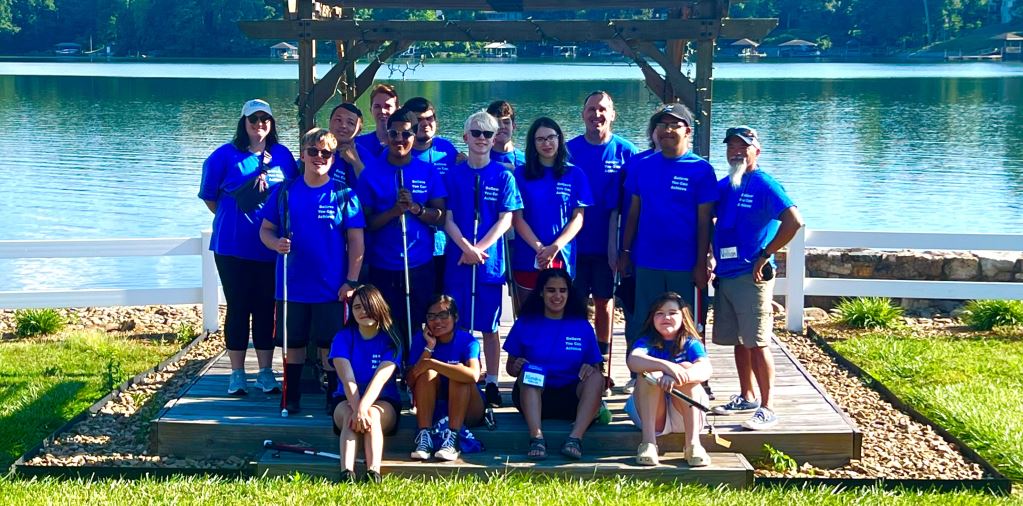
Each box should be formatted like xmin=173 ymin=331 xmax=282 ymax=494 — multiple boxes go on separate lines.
xmin=710 ymin=125 xmax=803 ymax=431
xmin=621 ymin=103 xmax=717 ymax=369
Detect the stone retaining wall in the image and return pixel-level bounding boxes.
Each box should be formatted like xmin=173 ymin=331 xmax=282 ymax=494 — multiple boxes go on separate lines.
xmin=774 ymin=249 xmax=1023 ymax=314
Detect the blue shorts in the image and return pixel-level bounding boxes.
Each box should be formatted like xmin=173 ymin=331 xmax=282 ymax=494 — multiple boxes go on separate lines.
xmin=445 ymin=280 xmax=503 ymax=333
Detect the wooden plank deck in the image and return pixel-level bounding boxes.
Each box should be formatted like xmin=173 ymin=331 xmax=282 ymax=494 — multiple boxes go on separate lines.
xmin=152 ymin=306 xmax=861 ymax=475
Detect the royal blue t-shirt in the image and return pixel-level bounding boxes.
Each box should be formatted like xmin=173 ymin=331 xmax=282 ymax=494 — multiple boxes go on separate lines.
xmin=631 ymin=335 xmax=707 ymax=364
xmin=356 ymin=156 xmax=447 ymax=271
xmin=624 ymin=151 xmax=717 ymax=271
xmin=414 ymin=137 xmax=460 ymax=257
xmin=260 ymin=179 xmax=366 ymax=302
xmin=355 ymin=131 xmax=387 ymax=158
xmin=329 ymin=143 xmax=373 ymax=189
xmin=329 ymin=326 xmax=401 ymax=402
xmin=503 ymin=316 xmax=603 ymax=388
xmin=714 ymin=169 xmax=795 ymax=279
xmin=617 ymin=148 xmax=656 ymax=249
xmin=443 ymin=160 xmax=523 ymax=285
xmin=490 ymin=148 xmax=525 ymax=169
xmin=198 ymin=143 xmax=298 ymax=262
xmin=567 ymin=134 xmax=639 ymax=255
xmin=410 ymin=329 xmax=481 ymax=367
xmin=511 ymin=164 xmax=593 ymax=277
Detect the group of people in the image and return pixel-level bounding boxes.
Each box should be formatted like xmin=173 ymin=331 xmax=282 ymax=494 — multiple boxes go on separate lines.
xmin=198 ymin=87 xmax=802 ymax=480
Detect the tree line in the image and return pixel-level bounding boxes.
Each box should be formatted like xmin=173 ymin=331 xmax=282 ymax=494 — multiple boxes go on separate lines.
xmin=1 ymin=1 xmax=1019 ymax=57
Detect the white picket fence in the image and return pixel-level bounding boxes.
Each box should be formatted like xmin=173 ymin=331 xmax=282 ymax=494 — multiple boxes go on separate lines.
xmin=1 ymin=228 xmax=1021 ymax=334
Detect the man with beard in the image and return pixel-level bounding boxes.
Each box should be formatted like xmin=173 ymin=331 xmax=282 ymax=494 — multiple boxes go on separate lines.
xmin=355 ymin=84 xmax=399 ymax=157
xmin=621 ymin=103 xmax=716 ymax=372
xmin=328 ymin=103 xmax=371 ymax=187
xmin=710 ymin=126 xmax=803 ymax=431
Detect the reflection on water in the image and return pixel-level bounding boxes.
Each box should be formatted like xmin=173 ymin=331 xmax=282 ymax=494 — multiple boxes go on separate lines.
xmin=0 ymin=65 xmax=1021 ymax=291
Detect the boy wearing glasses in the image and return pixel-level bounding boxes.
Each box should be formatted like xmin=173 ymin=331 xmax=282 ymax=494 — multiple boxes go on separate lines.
xmin=443 ymin=111 xmax=523 ymax=408
xmin=259 ymin=128 xmax=366 ymax=414
xmin=356 ymin=107 xmax=448 ymax=352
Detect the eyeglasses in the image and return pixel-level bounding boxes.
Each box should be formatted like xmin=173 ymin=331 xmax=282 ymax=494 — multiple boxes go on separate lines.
xmin=247 ymin=114 xmax=272 ymax=124
xmin=425 ymin=311 xmax=452 ymax=321
xmin=534 ymin=134 xmax=559 ymax=144
xmin=305 ymin=147 xmax=333 ymax=159
xmin=469 ymin=129 xmax=495 ymax=139
xmin=388 ymin=129 xmax=415 ymax=140
xmin=655 ymin=122 xmax=687 ymax=132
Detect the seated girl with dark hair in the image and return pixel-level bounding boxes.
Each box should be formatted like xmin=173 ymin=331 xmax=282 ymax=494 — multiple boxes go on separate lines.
xmin=626 ymin=292 xmax=712 ymax=467
xmin=330 ymin=284 xmax=402 ymax=483
xmin=407 ymin=294 xmax=486 ymax=462
xmin=503 ymin=268 xmax=604 ymax=461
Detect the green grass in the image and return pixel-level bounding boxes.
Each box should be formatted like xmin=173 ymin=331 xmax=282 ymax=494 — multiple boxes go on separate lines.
xmin=13 ymin=308 xmax=66 ymax=337
xmin=961 ymin=300 xmax=1023 ymax=331
xmin=832 ymin=331 xmax=1023 ymax=482
xmin=0 ymin=330 xmax=179 ymax=469
xmin=834 ymin=297 xmax=904 ymax=329
xmin=0 ymin=475 xmax=1018 ymax=505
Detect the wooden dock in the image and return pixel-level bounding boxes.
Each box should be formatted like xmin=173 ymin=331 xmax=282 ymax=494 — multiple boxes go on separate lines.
xmin=151 ymin=317 xmax=859 ymax=485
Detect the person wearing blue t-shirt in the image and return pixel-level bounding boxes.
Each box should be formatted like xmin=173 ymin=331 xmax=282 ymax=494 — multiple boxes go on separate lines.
xmin=626 ymin=292 xmax=712 ymax=467
xmin=328 ymin=102 xmax=371 ymax=188
xmin=329 ymin=285 xmax=402 ymax=484
xmin=444 ymin=111 xmax=524 ymax=409
xmin=710 ymin=126 xmax=803 ymax=432
xmin=355 ymin=107 xmax=448 ymax=355
xmin=260 ymin=128 xmax=365 ymax=415
xmin=354 ymin=83 xmax=399 ymax=158
xmin=404 ymin=97 xmax=461 ymax=295
xmin=511 ymin=117 xmax=593 ymax=307
xmin=407 ymin=295 xmax=486 ymax=462
xmin=621 ymin=103 xmax=716 ymax=369
xmin=504 ymin=268 xmax=604 ymax=461
xmin=486 ymin=100 xmax=525 ymax=170
xmin=567 ymin=91 xmax=640 ymax=389
xmin=198 ymin=98 xmax=298 ymax=397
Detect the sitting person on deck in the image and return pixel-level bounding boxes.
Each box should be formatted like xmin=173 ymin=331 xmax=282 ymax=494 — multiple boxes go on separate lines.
xmin=503 ymin=268 xmax=604 ymax=461
xmin=407 ymin=294 xmax=487 ymax=462
xmin=626 ymin=292 xmax=712 ymax=467
xmin=330 ymin=285 xmax=403 ymax=483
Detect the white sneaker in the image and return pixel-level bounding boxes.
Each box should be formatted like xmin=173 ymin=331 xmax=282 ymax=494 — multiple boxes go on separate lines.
xmin=410 ymin=429 xmax=433 ymax=460
xmin=254 ymin=367 xmax=280 ymax=393
xmin=434 ymin=429 xmax=460 ymax=462
xmin=227 ymin=369 xmax=247 ymax=396
xmin=742 ymin=407 xmax=779 ymax=430
xmin=635 ymin=442 xmax=658 ymax=466
xmin=622 ymin=378 xmax=636 ymax=394
xmin=686 ymin=444 xmax=712 ymax=467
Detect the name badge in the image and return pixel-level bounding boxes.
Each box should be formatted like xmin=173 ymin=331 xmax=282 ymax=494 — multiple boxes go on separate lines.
xmin=720 ymin=246 xmax=738 ymax=260
xmin=522 ymin=364 xmax=546 ymax=388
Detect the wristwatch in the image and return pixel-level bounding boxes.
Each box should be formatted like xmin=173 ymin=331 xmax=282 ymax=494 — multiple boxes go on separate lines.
xmin=414 ymin=203 xmax=426 ymax=216
xmin=759 ymin=249 xmax=772 ymax=259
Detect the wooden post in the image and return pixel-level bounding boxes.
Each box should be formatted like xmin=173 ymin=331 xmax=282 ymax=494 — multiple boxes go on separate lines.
xmin=297 ymin=0 xmax=316 ymax=134
xmin=694 ymin=38 xmax=713 ymax=159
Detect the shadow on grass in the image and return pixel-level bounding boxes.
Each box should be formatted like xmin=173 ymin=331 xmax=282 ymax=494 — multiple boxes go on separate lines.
xmin=0 ymin=380 xmax=86 ymax=470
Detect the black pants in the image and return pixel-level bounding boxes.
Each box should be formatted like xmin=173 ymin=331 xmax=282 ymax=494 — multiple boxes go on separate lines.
xmin=214 ymin=253 xmax=276 ymax=352
xmin=368 ymin=262 xmax=435 ymax=361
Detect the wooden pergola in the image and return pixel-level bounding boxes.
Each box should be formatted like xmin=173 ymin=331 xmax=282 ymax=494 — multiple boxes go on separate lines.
xmin=240 ymin=1 xmax=777 ymax=158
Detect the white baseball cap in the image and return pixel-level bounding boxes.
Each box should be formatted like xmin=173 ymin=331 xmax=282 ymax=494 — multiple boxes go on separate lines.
xmin=241 ymin=99 xmax=273 ymax=118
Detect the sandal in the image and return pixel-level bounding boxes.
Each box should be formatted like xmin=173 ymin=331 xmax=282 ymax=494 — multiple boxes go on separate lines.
xmin=527 ymin=437 xmax=547 ymax=461
xmin=560 ymin=437 xmax=583 ymax=460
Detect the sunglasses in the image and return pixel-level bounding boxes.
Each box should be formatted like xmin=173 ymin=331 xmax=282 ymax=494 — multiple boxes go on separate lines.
xmin=388 ymin=129 xmax=415 ymax=140
xmin=469 ymin=129 xmax=495 ymax=139
xmin=534 ymin=134 xmax=559 ymax=144
xmin=247 ymin=114 xmax=272 ymax=124
xmin=304 ymin=147 xmax=333 ymax=159
xmin=425 ymin=311 xmax=452 ymax=321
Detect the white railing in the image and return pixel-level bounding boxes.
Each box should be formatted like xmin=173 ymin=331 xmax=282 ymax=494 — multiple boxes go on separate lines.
xmin=0 ymin=231 xmax=221 ymax=332
xmin=2 ymin=228 xmax=1021 ymax=335
xmin=781 ymin=228 xmax=1023 ymax=332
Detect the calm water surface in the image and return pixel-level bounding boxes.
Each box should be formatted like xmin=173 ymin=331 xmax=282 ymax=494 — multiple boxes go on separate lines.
xmin=1 ymin=61 xmax=1021 ymax=290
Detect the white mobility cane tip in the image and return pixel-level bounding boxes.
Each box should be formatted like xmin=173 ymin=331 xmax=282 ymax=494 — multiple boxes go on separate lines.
xmin=281 ymin=409 xmax=289 ymax=418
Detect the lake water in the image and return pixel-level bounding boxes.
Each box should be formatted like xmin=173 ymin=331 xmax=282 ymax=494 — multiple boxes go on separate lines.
xmin=1 ymin=61 xmax=1021 ymax=291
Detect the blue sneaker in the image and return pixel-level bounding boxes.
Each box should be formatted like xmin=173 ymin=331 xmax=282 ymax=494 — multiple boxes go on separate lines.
xmin=742 ymin=407 xmax=779 ymax=430
xmin=711 ymin=394 xmax=759 ymax=415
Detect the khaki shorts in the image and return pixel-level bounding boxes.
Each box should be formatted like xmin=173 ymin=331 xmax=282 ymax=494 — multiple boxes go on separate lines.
xmin=712 ymin=274 xmax=774 ymax=348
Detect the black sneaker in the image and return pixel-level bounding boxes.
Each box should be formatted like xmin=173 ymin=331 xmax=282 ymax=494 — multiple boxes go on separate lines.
xmin=484 ymin=382 xmax=502 ymax=408
xmin=363 ymin=469 xmax=383 ymax=484
xmin=338 ymin=468 xmax=356 ymax=483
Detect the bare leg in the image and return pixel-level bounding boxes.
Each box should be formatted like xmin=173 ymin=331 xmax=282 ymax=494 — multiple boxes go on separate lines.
xmin=635 ymin=378 xmax=667 ymax=445
xmin=228 ymin=350 xmax=246 ymax=370
xmin=733 ymin=346 xmax=756 ymax=401
xmin=593 ymin=297 xmax=613 ymax=349
xmin=255 ymin=348 xmax=274 ymax=369
xmin=482 ymin=331 xmax=501 ymax=382
xmin=749 ymin=346 xmax=776 ymax=409
xmin=333 ymin=401 xmax=357 ymax=472
xmin=673 ymin=382 xmax=708 ymax=449
xmin=449 ymin=379 xmax=485 ymax=430
xmin=519 ymin=381 xmax=544 ymax=439
xmin=413 ymin=370 xmax=440 ymax=429
xmin=364 ymin=402 xmax=397 ymax=473
xmin=569 ymin=372 xmax=604 ymax=439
